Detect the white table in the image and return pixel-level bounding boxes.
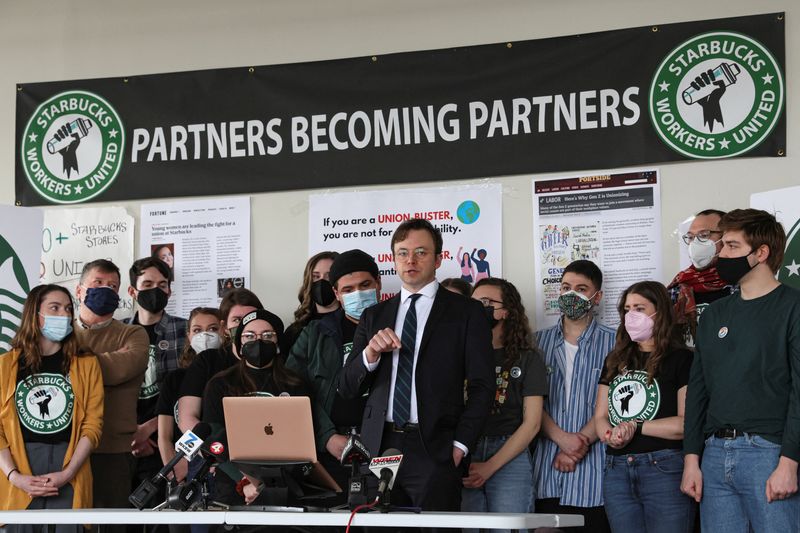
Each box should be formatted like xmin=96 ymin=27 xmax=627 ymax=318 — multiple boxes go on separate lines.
xmin=0 ymin=509 xmax=584 ymax=529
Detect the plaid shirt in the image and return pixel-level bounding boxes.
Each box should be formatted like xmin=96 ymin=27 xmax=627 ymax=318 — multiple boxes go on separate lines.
xmin=124 ymin=311 xmax=187 ymax=383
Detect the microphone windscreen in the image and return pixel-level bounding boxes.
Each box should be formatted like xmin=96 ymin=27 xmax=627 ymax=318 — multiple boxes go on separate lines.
xmin=191 ymin=422 xmax=212 ymax=440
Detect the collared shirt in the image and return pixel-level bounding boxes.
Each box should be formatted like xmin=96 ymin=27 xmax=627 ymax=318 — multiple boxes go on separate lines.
xmin=533 ymin=317 xmax=615 ymax=508
xmin=76 ymin=315 xmax=114 ymax=330
xmin=124 ymin=311 xmax=187 ymax=383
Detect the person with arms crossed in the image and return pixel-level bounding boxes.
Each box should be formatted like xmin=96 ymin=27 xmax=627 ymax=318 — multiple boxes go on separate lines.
xmin=682 ymin=208 xmax=800 ymax=531
xmin=339 ymin=218 xmax=494 ymax=514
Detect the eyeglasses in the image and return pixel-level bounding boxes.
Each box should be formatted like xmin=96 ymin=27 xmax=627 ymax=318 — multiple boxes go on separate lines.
xmin=681 ymin=230 xmax=722 ymax=245
xmin=476 ymin=297 xmax=504 ymax=309
xmin=241 ymin=331 xmax=277 ymax=343
xmin=395 ymin=248 xmax=431 ymax=261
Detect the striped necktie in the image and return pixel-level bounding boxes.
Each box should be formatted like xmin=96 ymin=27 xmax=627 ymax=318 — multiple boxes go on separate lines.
xmin=393 ymin=293 xmax=421 ymax=428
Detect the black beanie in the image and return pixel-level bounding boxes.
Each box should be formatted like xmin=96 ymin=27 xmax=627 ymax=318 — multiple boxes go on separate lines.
xmin=328 ymin=249 xmax=380 ymax=288
xmin=234 ymin=309 xmax=285 ymax=351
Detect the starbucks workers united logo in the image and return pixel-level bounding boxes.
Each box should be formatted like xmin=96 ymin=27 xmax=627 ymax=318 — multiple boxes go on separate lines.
xmin=16 ymin=373 xmax=75 ymax=434
xmin=608 ymin=371 xmax=660 ymax=426
xmin=649 ymin=32 xmax=784 ymax=159
xmin=21 ymin=90 xmax=125 ymax=204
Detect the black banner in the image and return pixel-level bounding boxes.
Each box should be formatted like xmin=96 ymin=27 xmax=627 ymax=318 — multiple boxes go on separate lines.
xmin=16 ymin=13 xmax=785 ymax=205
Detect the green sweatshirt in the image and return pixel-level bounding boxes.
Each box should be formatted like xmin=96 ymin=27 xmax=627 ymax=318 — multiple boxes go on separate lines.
xmin=684 ymin=284 xmax=800 ymax=461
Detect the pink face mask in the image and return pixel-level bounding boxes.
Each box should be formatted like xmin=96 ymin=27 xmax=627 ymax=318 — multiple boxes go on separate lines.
xmin=624 ymin=310 xmax=656 ymax=343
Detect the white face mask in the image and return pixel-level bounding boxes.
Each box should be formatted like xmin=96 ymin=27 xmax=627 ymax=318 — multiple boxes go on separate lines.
xmin=190 ymin=331 xmax=222 ymax=354
xmin=688 ymin=238 xmax=719 ymax=270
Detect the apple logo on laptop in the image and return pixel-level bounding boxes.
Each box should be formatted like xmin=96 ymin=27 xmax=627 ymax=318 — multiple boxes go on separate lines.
xmin=264 ymin=424 xmax=274 ymax=436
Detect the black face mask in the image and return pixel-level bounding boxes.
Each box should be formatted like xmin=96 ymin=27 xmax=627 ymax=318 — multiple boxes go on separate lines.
xmin=136 ymin=287 xmax=169 ymax=313
xmin=483 ymin=305 xmax=499 ymax=329
xmin=716 ymin=252 xmax=755 ymax=285
xmin=242 ymin=340 xmax=278 ymax=368
xmin=311 ymin=279 xmax=336 ymax=307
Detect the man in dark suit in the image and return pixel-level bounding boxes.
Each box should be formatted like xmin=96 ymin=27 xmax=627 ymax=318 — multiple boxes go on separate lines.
xmin=339 ymin=218 xmax=494 ymax=512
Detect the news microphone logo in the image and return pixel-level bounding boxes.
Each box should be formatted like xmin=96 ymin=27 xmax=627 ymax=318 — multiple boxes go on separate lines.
xmin=369 ymin=449 xmax=403 ymax=505
xmin=209 ymin=442 xmax=225 ymax=455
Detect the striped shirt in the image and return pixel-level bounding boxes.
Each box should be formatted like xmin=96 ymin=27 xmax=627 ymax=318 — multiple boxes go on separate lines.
xmin=533 ymin=317 xmax=616 ymax=507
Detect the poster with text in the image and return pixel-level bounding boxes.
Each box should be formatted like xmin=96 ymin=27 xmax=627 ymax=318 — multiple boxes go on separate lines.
xmin=751 ymin=185 xmax=800 ymax=290
xmin=308 ymin=184 xmax=502 ymax=299
xmin=532 ymin=170 xmax=662 ymax=330
xmin=41 ymin=206 xmax=135 ymax=321
xmin=0 ymin=205 xmax=43 ymax=353
xmin=139 ymin=196 xmax=250 ymax=319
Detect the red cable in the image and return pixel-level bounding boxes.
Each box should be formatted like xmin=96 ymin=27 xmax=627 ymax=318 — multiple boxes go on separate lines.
xmin=345 ymin=498 xmax=379 ymax=533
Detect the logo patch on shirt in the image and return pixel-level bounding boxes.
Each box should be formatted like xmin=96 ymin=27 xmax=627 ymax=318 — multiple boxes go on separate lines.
xmin=718 ymin=326 xmax=728 ymax=338
xmin=16 ymin=373 xmax=75 ymax=434
xmin=607 ymin=370 xmax=661 ymax=426
xmin=139 ymin=344 xmax=159 ymax=400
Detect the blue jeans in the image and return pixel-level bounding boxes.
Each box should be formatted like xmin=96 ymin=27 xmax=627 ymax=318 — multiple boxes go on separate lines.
xmin=462 ymin=435 xmax=533 ymax=533
xmin=701 ymin=434 xmax=800 ymax=532
xmin=603 ymin=448 xmax=694 ymax=533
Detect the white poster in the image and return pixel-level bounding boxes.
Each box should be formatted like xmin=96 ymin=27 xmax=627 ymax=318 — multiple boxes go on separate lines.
xmin=41 ymin=206 xmax=135 ymax=320
xmin=532 ymin=169 xmax=662 ymax=329
xmin=0 ymin=205 xmax=43 ymax=354
xmin=308 ymin=184 xmax=502 ymax=299
xmin=140 ymin=196 xmax=251 ymax=318
xmin=751 ymin=185 xmax=800 ymax=291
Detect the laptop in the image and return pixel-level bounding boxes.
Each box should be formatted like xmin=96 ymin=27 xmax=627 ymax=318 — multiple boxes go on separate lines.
xmin=223 ymin=396 xmax=317 ymax=463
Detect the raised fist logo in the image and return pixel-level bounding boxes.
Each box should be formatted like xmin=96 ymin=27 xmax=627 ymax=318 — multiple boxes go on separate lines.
xmin=682 ymin=63 xmax=740 ymax=133
xmin=616 ymin=384 xmax=636 ymax=415
xmin=47 ymin=118 xmax=92 ymax=179
xmin=33 ymin=388 xmax=53 ymax=418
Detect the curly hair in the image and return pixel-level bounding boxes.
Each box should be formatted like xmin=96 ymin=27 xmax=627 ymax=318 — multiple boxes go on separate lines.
xmin=473 ymin=278 xmax=535 ymax=369
xmin=603 ymin=281 xmax=685 ymax=384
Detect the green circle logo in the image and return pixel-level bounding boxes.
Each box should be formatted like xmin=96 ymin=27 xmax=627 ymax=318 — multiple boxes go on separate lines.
xmin=608 ymin=371 xmax=661 ymax=426
xmin=0 ymin=235 xmax=30 ymax=355
xmin=16 ymin=373 xmax=75 ymax=434
xmin=21 ymin=90 xmax=125 ymax=204
xmin=649 ymin=32 xmax=783 ymax=159
xmin=779 ymin=219 xmax=800 ymax=290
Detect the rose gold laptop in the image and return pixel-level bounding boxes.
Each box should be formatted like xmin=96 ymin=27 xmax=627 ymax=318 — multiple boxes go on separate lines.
xmin=223 ymin=396 xmax=317 ymax=463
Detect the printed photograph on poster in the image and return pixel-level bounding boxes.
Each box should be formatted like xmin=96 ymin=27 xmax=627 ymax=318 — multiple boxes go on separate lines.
xmin=751 ymin=185 xmax=800 ymax=291
xmin=308 ymin=184 xmax=502 ymax=298
xmin=0 ymin=205 xmax=43 ymax=353
xmin=40 ymin=206 xmax=134 ymax=321
xmin=532 ymin=169 xmax=662 ymax=329
xmin=139 ymin=196 xmax=251 ymax=319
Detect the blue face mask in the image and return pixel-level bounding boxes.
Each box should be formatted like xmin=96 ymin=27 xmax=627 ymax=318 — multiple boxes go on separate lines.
xmin=40 ymin=314 xmax=73 ymax=342
xmin=342 ymin=289 xmax=378 ymax=320
xmin=82 ymin=286 xmax=120 ymax=316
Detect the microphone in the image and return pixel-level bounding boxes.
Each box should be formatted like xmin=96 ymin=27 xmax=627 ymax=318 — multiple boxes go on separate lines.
xmin=368 ymin=448 xmax=402 ymax=505
xmin=167 ymin=430 xmax=228 ymax=511
xmin=340 ymin=434 xmax=371 ymax=510
xmin=129 ymin=422 xmax=211 ymax=510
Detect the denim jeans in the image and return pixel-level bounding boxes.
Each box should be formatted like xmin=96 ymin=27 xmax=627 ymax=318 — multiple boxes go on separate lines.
xmin=602 ymin=448 xmax=694 ymax=533
xmin=701 ymin=434 xmax=800 ymax=533
xmin=462 ymin=435 xmax=533 ymax=533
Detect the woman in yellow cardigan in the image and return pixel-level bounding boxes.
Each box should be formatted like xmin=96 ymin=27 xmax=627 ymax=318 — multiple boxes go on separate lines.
xmin=0 ymin=284 xmax=103 ymax=530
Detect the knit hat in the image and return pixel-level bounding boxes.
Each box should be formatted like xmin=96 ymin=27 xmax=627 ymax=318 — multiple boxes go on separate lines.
xmin=328 ymin=249 xmax=380 ymax=288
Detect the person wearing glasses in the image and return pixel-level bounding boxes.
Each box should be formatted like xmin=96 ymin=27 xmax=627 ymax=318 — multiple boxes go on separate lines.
xmin=461 ymin=278 xmax=546 ymax=532
xmin=340 ymin=218 xmax=494 ymax=514
xmin=667 ymin=209 xmax=734 ymax=346
xmin=202 ymin=309 xmax=309 ymax=506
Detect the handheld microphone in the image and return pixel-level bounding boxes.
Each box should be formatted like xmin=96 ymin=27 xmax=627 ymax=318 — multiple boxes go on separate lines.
xmin=368 ymin=448 xmax=402 ymax=505
xmin=167 ymin=430 xmax=228 ymax=511
xmin=341 ymin=434 xmax=371 ymax=509
xmin=129 ymin=422 xmax=211 ymax=510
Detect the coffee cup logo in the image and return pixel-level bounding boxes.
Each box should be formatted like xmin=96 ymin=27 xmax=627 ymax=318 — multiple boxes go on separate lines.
xmin=649 ymin=31 xmax=783 ymax=159
xmin=21 ymin=90 xmax=125 ymax=204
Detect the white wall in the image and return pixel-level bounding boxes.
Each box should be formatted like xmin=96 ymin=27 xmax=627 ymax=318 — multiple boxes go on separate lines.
xmin=0 ymin=0 xmax=796 ymax=327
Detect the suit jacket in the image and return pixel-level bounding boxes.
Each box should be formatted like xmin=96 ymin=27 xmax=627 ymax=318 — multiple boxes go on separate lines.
xmin=339 ymin=285 xmax=494 ymax=464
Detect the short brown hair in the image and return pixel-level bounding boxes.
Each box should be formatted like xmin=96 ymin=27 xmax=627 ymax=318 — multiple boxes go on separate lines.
xmin=391 ymin=219 xmax=443 ymax=255
xmin=720 ymin=209 xmax=785 ymax=273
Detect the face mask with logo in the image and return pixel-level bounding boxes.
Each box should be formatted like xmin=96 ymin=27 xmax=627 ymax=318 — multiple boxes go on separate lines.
xmin=688 ymin=238 xmax=719 ymax=270
xmin=311 ymin=279 xmax=336 ymax=307
xmin=342 ymin=289 xmax=378 ymax=320
xmin=136 ymin=287 xmax=169 ymax=313
xmin=715 ymin=251 xmax=756 ymax=285
xmin=39 ymin=314 xmax=73 ymax=342
xmin=558 ymin=290 xmax=595 ymax=320
xmin=481 ymin=305 xmax=500 ymax=329
xmin=82 ymin=286 xmax=120 ymax=316
xmin=190 ymin=331 xmax=222 ymax=354
xmin=242 ymin=340 xmax=278 ymax=368
xmin=624 ymin=310 xmax=656 ymax=343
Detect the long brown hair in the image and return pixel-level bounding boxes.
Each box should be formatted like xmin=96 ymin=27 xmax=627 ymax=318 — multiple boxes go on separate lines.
xmin=603 ymin=281 xmax=685 ymax=383
xmin=474 ymin=278 xmax=536 ymax=369
xmin=178 ymin=307 xmax=222 ymax=368
xmin=11 ymin=284 xmax=81 ymax=377
xmin=219 ymin=288 xmax=264 ymax=345
xmin=292 ymin=251 xmax=339 ymax=323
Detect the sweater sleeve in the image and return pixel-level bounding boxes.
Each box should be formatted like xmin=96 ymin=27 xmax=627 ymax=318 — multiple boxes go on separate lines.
xmin=79 ymin=355 xmax=105 ymax=449
xmin=683 ymin=334 xmax=709 ymax=456
xmin=95 ymin=324 xmax=149 ymax=386
xmin=780 ymin=302 xmax=800 ymax=461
